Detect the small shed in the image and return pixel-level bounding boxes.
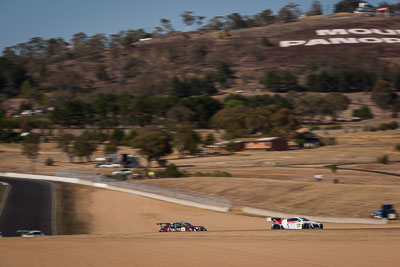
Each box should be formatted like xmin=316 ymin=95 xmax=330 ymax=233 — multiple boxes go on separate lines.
xmin=243 ymin=137 xmax=288 ymax=151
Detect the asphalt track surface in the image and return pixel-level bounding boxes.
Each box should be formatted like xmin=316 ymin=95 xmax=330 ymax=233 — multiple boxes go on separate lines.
xmin=0 ymin=177 xmax=54 ymax=237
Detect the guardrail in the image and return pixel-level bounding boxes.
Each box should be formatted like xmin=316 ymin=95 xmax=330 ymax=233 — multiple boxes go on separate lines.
xmin=1 ymin=172 xmax=232 ymax=213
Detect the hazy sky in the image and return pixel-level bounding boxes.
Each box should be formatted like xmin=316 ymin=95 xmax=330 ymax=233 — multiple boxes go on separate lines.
xmin=0 ymin=0 xmax=396 ymax=52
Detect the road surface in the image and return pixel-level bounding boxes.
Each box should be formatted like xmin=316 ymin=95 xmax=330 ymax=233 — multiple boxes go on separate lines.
xmin=0 ymin=177 xmax=54 ymax=237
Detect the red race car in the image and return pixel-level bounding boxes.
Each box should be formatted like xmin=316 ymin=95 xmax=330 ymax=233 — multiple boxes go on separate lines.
xmin=157 ymin=221 xmax=207 ymax=232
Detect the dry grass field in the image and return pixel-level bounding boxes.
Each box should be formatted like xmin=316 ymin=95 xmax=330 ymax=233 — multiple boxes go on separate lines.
xmin=1 ymin=122 xmax=400 ymax=266
xmin=1 ymin=117 xmax=399 ymax=219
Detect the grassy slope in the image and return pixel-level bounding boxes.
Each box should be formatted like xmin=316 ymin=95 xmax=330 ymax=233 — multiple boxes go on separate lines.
xmin=136 ymin=177 xmax=400 ymax=218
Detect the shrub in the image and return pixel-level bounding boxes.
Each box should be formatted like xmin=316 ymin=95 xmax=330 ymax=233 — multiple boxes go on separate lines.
xmin=309 ymin=125 xmax=320 ymax=130
xmin=396 ymin=144 xmax=400 ymax=152
xmin=45 ymin=157 xmax=54 ymax=166
xmin=378 ymin=122 xmax=398 ymax=131
xmin=156 ymin=164 xmax=185 ymax=178
xmin=324 ymin=124 xmax=342 ymax=130
xmin=192 ymin=171 xmax=232 ymax=177
xmin=377 ymin=155 xmax=389 ymax=164
xmin=329 ymin=164 xmax=337 ymax=173
xmin=352 ymin=106 xmax=373 ymax=120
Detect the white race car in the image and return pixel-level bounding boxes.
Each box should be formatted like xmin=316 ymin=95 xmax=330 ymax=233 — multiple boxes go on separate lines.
xmin=267 ymin=217 xmax=323 ymax=230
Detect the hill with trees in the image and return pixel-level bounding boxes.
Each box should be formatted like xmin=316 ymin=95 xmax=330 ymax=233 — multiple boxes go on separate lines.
xmin=1 ymin=2 xmax=400 ymax=164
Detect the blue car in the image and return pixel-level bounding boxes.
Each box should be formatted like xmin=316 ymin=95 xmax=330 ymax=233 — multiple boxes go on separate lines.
xmin=370 ymin=204 xmax=398 ymax=220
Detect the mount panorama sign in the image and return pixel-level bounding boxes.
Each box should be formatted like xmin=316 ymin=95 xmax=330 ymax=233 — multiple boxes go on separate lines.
xmin=280 ymin=28 xmax=400 ymax=47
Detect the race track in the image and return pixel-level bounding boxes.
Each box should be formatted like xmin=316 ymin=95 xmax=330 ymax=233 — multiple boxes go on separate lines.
xmin=0 ymin=177 xmax=54 ymax=237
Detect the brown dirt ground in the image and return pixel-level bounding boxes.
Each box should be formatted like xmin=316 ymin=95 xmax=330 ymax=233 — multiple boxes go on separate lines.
xmin=1 ymin=188 xmax=400 ymax=267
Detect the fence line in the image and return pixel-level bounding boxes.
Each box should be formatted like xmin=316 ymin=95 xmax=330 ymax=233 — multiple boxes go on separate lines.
xmin=3 ymin=170 xmax=232 ymax=212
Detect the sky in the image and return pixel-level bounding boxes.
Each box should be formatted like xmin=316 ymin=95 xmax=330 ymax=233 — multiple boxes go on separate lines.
xmin=0 ymin=0 xmax=397 ymax=52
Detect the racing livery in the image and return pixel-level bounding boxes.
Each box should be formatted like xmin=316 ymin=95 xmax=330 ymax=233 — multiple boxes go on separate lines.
xmin=267 ymin=217 xmax=323 ymax=230
xmin=157 ymin=221 xmax=207 ymax=232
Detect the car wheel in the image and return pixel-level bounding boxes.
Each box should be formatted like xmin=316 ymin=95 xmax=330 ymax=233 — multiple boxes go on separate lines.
xmin=302 ymin=223 xmax=310 ymax=229
xmin=272 ymin=224 xmax=280 ymax=230
xmin=388 ymin=213 xmax=397 ymax=220
xmin=319 ymin=224 xmax=323 ymax=229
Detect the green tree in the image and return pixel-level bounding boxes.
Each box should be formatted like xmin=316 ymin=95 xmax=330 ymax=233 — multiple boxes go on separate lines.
xmin=165 ymin=106 xmax=194 ymax=129
xmin=174 ymin=125 xmax=202 ymax=158
xmin=203 ymin=132 xmax=216 ymax=146
xmin=253 ymin=9 xmax=275 ymax=26
xmin=104 ymin=141 xmax=119 ymax=155
xmin=73 ymin=131 xmax=98 ymax=162
xmin=20 ymin=80 xmax=33 ymax=99
xmin=353 ymin=106 xmax=373 ymax=119
xmin=245 ymin=107 xmax=272 ymax=134
xmin=179 ymin=96 xmax=222 ymax=128
xmin=160 ymin=18 xmax=175 ymax=33
xmin=371 ymin=80 xmax=398 ymax=113
xmin=205 ymin=16 xmax=225 ymax=31
xmin=181 ymin=11 xmax=196 ymax=28
xmin=56 ymin=133 xmax=75 ymax=162
xmin=307 ymin=1 xmax=323 ymax=16
xmin=212 ymin=105 xmax=249 ymax=138
xmin=132 ymin=129 xmax=172 ymax=168
xmin=334 ymin=0 xmax=360 ymax=13
xmin=110 ymin=128 xmax=125 ymax=145
xmin=225 ymin=13 xmax=248 ymax=29
xmin=324 ymin=92 xmax=350 ymax=121
xmin=22 ymin=134 xmax=40 ymax=171
xmin=270 ymin=108 xmax=299 ymax=138
xmin=216 ymin=62 xmax=233 ymax=87
xmin=278 ymin=3 xmax=301 ymax=22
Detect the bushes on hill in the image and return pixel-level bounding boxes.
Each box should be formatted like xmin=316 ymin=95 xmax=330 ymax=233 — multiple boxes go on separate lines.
xmin=352 ymin=106 xmax=373 ymax=120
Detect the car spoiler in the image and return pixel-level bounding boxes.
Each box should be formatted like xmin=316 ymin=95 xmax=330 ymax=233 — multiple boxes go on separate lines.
xmin=266 ymin=217 xmax=281 ymax=222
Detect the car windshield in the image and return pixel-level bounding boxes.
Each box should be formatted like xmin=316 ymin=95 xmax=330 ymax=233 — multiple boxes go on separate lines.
xmin=300 ymin=217 xmax=310 ymax=221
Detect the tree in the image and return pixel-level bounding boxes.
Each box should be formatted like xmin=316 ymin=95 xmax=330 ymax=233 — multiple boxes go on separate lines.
xmin=132 ymin=129 xmax=172 ymax=168
xmin=20 ymin=80 xmax=34 ymax=99
xmin=50 ymin=99 xmax=89 ymax=127
xmin=253 ymin=9 xmax=275 ymax=26
xmin=71 ymin=32 xmax=88 ymax=58
xmin=179 ymin=96 xmax=222 ymax=128
xmin=205 ymin=16 xmax=225 ymax=31
xmin=56 ymin=133 xmax=75 ymax=162
xmin=22 ymin=134 xmax=40 ymax=171
xmin=371 ymin=80 xmax=398 ymax=113
xmin=334 ymin=0 xmax=360 ymax=13
xmin=165 ymin=106 xmax=194 ymax=129
xmin=212 ymin=105 xmax=249 ymax=138
xmin=278 ymin=3 xmax=301 ymax=22
xmin=324 ymin=92 xmax=350 ymax=121
xmin=181 ymin=11 xmax=196 ymax=29
xmin=245 ymin=107 xmax=272 ymax=134
xmin=86 ymin=34 xmax=107 ymax=59
xmin=307 ymin=1 xmax=323 ymax=16
xmin=203 ymin=132 xmax=216 ymax=146
xmin=110 ymin=128 xmax=125 ymax=145
xmin=73 ymin=131 xmax=98 ymax=162
xmin=104 ymin=141 xmax=119 ymax=155
xmin=225 ymin=13 xmax=248 ymax=30
xmin=353 ymin=106 xmax=373 ymax=119
xmin=216 ymin=62 xmax=234 ymax=87
xmin=270 ymin=108 xmax=299 ymax=138
xmin=174 ymin=125 xmax=202 ymax=158
xmin=160 ymin=18 xmax=175 ymax=33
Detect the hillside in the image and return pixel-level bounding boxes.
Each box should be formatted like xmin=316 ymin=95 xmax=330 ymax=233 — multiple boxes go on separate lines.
xmin=12 ymin=14 xmax=400 ymax=97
